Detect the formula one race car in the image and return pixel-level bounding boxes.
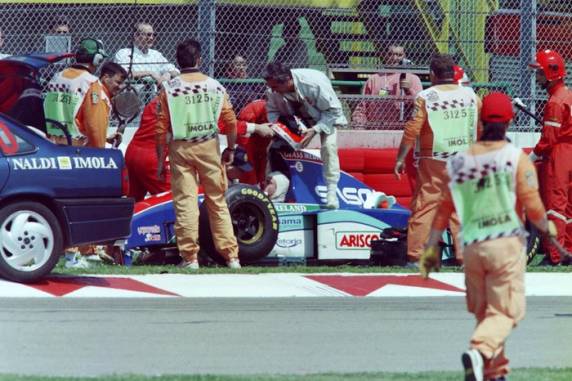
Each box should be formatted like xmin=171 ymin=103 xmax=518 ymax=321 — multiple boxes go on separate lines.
xmin=127 ymin=148 xmax=412 ymax=265
xmin=126 ymin=139 xmax=543 ymax=266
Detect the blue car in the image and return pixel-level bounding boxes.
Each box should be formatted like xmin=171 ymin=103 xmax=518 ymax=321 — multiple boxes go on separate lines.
xmin=0 ymin=53 xmax=134 ymax=282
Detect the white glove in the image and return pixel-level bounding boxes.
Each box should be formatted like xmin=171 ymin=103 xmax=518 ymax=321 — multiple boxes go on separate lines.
xmin=529 ymin=151 xmax=539 ymax=162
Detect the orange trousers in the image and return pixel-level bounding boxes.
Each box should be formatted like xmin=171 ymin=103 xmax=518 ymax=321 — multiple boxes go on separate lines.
xmin=464 ymin=236 xmax=526 ymax=379
xmin=169 ymin=138 xmax=238 ymax=263
xmin=407 ymin=158 xmax=461 ymax=262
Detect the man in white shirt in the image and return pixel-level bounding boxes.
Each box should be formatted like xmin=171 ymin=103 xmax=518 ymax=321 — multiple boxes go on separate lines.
xmin=0 ymin=27 xmax=10 ymax=59
xmin=113 ymin=22 xmax=179 ymax=92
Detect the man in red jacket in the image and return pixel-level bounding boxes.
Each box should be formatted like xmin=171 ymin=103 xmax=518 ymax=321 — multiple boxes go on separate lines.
xmin=125 ymin=96 xmax=171 ymax=201
xmin=529 ymin=49 xmax=572 ymax=265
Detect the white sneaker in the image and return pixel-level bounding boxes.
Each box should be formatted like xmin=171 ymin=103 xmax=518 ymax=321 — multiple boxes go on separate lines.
xmin=64 ymin=253 xmax=91 ymax=269
xmin=462 ymin=349 xmax=484 ymax=381
xmin=227 ymin=258 xmax=241 ymax=269
xmin=178 ymin=260 xmax=199 ymax=270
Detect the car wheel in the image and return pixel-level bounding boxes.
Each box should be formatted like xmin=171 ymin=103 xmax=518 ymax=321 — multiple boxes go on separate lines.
xmin=526 ymin=219 xmax=540 ymax=265
xmin=0 ymin=201 xmax=63 ymax=283
xmin=199 ymin=184 xmax=279 ymax=265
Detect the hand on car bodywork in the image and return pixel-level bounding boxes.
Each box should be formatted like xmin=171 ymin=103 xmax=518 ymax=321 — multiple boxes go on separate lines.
xmin=300 ymin=128 xmax=317 ymax=148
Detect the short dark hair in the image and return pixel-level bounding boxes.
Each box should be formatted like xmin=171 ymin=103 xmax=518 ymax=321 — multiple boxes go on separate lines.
xmin=100 ymin=61 xmax=127 ymax=79
xmin=429 ymin=53 xmax=455 ymax=80
xmin=481 ymin=122 xmax=508 ymax=141
xmin=176 ymin=39 xmax=201 ymax=69
xmin=263 ymin=62 xmax=292 ymax=83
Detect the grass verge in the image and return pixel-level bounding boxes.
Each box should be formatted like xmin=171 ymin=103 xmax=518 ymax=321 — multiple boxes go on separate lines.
xmin=1 ymin=368 xmax=572 ymax=381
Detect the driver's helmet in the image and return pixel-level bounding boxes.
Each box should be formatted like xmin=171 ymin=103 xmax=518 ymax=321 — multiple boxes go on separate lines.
xmin=231 ymin=146 xmax=253 ymax=172
xmin=272 ymin=115 xmax=305 ymax=151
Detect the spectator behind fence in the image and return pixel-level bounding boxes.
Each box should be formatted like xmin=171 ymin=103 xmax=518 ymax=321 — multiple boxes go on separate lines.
xmin=50 ymin=14 xmax=71 ymax=34
xmin=0 ymin=27 xmax=10 ymax=59
xmin=273 ymin=18 xmax=308 ymax=68
xmin=223 ymin=54 xmax=265 ymax=113
xmin=113 ymin=22 xmax=179 ymax=99
xmin=352 ymin=45 xmax=423 ymax=129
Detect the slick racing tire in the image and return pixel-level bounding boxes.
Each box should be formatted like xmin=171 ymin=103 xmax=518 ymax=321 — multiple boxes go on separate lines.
xmin=0 ymin=201 xmax=63 ymax=283
xmin=199 ymin=184 xmax=279 ymax=265
xmin=525 ymin=219 xmax=540 ymax=265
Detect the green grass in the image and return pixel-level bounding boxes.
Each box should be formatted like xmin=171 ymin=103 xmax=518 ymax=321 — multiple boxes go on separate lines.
xmin=1 ymin=368 xmax=572 ymax=381
xmin=53 ymin=256 xmax=572 ymax=276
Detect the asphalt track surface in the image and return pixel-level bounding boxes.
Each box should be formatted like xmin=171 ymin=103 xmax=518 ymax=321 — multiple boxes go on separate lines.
xmin=1 ymin=297 xmax=571 ymax=377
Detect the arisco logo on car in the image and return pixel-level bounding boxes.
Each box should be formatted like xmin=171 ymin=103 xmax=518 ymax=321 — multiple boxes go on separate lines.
xmin=336 ymin=231 xmax=380 ymax=249
xmin=11 ymin=156 xmax=118 ymax=170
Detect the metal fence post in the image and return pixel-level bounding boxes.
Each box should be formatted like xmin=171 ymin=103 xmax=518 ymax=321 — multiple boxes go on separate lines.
xmin=198 ymin=0 xmax=216 ymax=76
xmin=520 ymin=0 xmax=537 ymax=129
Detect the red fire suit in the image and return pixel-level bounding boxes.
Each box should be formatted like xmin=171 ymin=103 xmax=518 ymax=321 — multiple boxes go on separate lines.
xmin=533 ymin=81 xmax=572 ymax=263
xmin=218 ymin=99 xmax=272 ymax=186
xmin=236 ymin=99 xmax=272 ymax=186
xmin=125 ymin=97 xmax=171 ymax=201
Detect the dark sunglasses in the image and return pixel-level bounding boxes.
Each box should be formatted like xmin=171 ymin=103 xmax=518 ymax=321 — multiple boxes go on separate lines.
xmin=138 ymin=32 xmax=156 ymax=38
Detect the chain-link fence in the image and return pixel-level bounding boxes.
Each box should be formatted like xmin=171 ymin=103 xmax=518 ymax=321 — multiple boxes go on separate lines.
xmin=1 ymin=0 xmax=571 ymax=131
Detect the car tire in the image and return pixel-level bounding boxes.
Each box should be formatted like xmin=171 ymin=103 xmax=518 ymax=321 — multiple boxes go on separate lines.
xmin=199 ymin=184 xmax=279 ymax=265
xmin=0 ymin=201 xmax=63 ymax=283
xmin=526 ymin=219 xmax=540 ymax=265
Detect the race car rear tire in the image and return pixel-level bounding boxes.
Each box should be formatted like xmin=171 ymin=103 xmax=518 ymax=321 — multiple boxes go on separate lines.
xmin=0 ymin=201 xmax=63 ymax=283
xmin=526 ymin=219 xmax=540 ymax=265
xmin=199 ymin=184 xmax=279 ymax=265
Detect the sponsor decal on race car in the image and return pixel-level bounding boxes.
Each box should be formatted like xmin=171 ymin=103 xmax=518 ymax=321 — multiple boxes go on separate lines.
xmin=241 ymin=187 xmax=279 ymax=230
xmin=279 ymin=216 xmax=304 ymax=229
xmin=137 ymin=225 xmax=161 ymax=235
xmin=315 ymin=185 xmax=374 ymax=206
xmin=275 ymin=203 xmax=321 ymax=214
xmin=336 ymin=231 xmax=380 ymax=249
xmin=276 ymin=238 xmax=303 ymax=248
xmin=11 ymin=156 xmax=118 ymax=170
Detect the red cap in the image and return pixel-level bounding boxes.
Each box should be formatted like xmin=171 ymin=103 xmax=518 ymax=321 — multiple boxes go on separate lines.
xmin=481 ymin=92 xmax=514 ymax=123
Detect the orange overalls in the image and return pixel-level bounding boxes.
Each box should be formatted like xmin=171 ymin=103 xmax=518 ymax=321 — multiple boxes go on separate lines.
xmin=433 ymin=141 xmax=546 ymax=379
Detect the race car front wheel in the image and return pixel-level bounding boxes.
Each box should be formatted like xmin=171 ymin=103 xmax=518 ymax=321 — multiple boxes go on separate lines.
xmin=200 ymin=184 xmax=279 ymax=265
xmin=0 ymin=201 xmax=63 ymax=283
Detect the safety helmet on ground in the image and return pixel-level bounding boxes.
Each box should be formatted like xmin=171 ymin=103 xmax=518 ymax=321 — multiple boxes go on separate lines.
xmin=529 ymin=49 xmax=566 ymax=81
xmin=481 ymin=92 xmax=514 ymax=124
xmin=76 ymin=38 xmax=108 ymax=66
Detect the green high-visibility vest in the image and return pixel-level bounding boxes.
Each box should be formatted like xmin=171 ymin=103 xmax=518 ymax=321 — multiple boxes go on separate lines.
xmin=423 ymin=86 xmax=477 ymax=159
xmin=164 ymin=77 xmax=225 ymax=141
xmin=43 ymin=69 xmax=98 ymax=138
xmin=448 ymin=144 xmax=524 ymax=246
